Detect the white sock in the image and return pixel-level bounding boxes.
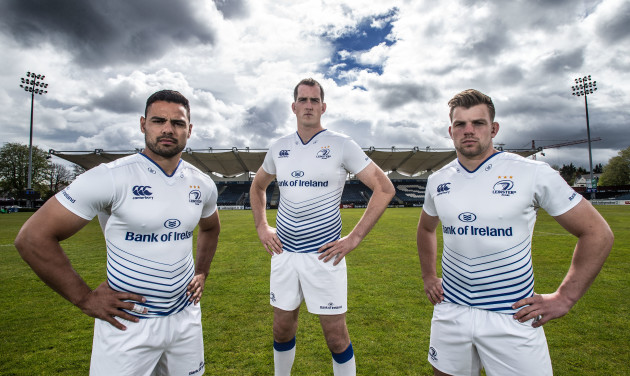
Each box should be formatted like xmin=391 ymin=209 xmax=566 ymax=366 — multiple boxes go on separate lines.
xmin=332 ymin=342 xmax=356 ymax=376
xmin=273 ymin=337 xmax=296 ymax=376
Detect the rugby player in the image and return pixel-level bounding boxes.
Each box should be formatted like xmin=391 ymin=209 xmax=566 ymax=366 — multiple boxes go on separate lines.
xmin=15 ymin=90 xmax=220 ymax=375
xmin=417 ymin=89 xmax=613 ymax=375
xmin=250 ymin=78 xmax=395 ymax=375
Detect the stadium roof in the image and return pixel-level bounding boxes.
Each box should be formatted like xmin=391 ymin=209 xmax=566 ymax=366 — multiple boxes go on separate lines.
xmin=50 ymin=147 xmax=539 ymax=179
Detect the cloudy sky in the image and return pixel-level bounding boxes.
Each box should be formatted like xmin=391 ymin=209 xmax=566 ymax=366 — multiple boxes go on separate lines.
xmin=1 ymin=0 xmax=628 ymax=170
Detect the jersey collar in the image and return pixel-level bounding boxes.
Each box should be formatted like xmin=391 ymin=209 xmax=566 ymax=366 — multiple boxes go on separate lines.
xmin=139 ymin=152 xmax=182 ymax=177
xmin=296 ymin=129 xmax=327 ymax=145
xmin=457 ymin=151 xmax=502 ymax=174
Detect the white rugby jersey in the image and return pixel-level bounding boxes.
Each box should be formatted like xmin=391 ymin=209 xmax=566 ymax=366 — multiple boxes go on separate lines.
xmin=263 ymin=130 xmax=371 ymax=253
xmin=56 ymin=153 xmax=218 ymax=318
xmin=423 ymin=152 xmax=581 ymax=314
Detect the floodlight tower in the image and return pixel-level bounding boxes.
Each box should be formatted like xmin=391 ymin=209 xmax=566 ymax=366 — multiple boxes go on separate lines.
xmin=19 ymin=71 xmax=48 ymax=198
xmin=571 ymin=75 xmax=597 ymax=199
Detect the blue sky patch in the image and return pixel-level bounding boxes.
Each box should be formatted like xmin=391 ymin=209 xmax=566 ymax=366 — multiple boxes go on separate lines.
xmin=322 ymin=8 xmax=398 ymax=85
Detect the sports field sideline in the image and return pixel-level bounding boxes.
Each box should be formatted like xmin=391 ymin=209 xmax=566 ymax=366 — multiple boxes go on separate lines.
xmin=1 ymin=206 xmax=628 ymax=375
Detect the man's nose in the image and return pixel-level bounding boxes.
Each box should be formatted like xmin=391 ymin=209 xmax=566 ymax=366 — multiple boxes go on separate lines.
xmin=463 ymin=122 xmax=475 ymax=133
xmin=161 ymin=121 xmax=175 ymax=133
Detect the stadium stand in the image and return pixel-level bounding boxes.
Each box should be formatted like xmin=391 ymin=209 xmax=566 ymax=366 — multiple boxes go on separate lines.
xmin=574 ymin=185 xmax=630 ymax=200
xmin=341 ymin=180 xmax=370 ymax=205
xmin=217 ymin=181 xmax=277 ymax=207
xmin=392 ymin=179 xmax=427 ymax=206
xmin=216 ymin=182 xmax=251 ymax=205
xmin=216 ymin=179 xmax=428 ymax=208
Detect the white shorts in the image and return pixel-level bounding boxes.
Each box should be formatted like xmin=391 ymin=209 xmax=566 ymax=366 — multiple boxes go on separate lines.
xmin=270 ymin=251 xmax=347 ymax=315
xmin=90 ymin=304 xmax=205 ymax=376
xmin=428 ymin=302 xmax=552 ymax=376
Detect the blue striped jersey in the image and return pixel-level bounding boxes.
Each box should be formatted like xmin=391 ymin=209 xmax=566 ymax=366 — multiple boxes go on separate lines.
xmin=263 ymin=130 xmax=371 ymax=253
xmin=422 ymin=152 xmax=581 ymax=314
xmin=56 ymin=153 xmax=217 ymax=318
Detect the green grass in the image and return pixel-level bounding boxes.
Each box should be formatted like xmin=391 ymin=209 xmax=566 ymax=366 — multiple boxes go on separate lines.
xmin=1 ymin=206 xmax=628 ymax=375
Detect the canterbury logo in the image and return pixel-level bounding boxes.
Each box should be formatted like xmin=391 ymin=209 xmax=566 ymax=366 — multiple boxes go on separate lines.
xmin=437 ymin=183 xmax=451 ymax=193
xmin=279 ymin=150 xmax=290 ymax=158
xmin=132 ymin=185 xmax=153 ymax=196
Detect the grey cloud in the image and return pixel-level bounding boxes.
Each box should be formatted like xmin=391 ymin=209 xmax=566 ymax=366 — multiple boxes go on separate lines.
xmin=0 ymin=0 xmax=216 ymax=68
xmin=538 ymin=48 xmax=584 ymax=75
xmin=242 ymin=99 xmax=288 ymax=141
xmin=468 ymin=25 xmax=510 ymax=58
xmin=498 ymin=93 xmax=567 ymax=118
xmin=595 ymin=1 xmax=630 ymax=43
xmin=213 ymin=0 xmax=249 ymax=19
xmin=495 ymin=65 xmax=525 ymax=86
xmin=92 ymin=84 xmax=144 ymax=114
xmin=496 ymin=104 xmax=627 ymax=160
xmin=373 ymin=83 xmax=440 ymax=110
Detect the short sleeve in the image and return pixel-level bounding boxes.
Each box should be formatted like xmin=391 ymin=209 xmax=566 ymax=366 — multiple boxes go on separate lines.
xmin=55 ymin=164 xmax=114 ymax=220
xmin=262 ymin=146 xmax=276 ymax=175
xmin=534 ymin=163 xmax=582 ymax=216
xmin=201 ymin=179 xmax=218 ymax=218
xmin=421 ymin=176 xmax=437 ymax=217
xmin=342 ymin=138 xmax=371 ymax=174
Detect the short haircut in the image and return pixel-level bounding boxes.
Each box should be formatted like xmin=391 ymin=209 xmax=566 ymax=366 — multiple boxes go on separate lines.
xmin=293 ymin=78 xmax=324 ymax=102
xmin=145 ymin=90 xmax=191 ymax=121
xmin=448 ymin=89 xmax=495 ymax=122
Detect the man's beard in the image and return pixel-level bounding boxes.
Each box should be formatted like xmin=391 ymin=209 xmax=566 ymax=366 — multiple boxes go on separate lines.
xmin=145 ymin=136 xmax=185 ymax=158
xmin=455 ymin=139 xmax=492 ymax=159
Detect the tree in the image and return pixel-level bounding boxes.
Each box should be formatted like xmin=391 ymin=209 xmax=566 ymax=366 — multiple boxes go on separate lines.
xmin=0 ymin=143 xmax=50 ymax=197
xmin=593 ymin=163 xmax=604 ymax=174
xmin=598 ymin=146 xmax=630 ymax=186
xmin=73 ymin=164 xmax=87 ymax=179
xmin=559 ymin=163 xmax=577 ymax=185
xmin=47 ymin=163 xmax=74 ymax=198
xmin=558 ymin=163 xmax=591 ymax=185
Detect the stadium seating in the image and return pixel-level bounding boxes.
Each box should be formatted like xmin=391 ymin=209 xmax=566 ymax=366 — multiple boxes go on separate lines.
xmin=216 ymin=179 xmax=428 ymax=207
xmin=216 ymin=183 xmax=251 ymax=205
xmin=393 ymin=180 xmax=427 ymax=205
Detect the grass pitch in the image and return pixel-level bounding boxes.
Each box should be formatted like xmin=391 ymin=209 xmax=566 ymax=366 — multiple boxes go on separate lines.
xmin=1 ymin=206 xmax=628 ymax=375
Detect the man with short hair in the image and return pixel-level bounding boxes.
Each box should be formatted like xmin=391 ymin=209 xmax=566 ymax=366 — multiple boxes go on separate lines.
xmin=417 ymin=88 xmax=614 ymax=376
xmin=15 ymin=89 xmax=220 ymax=375
xmin=250 ymin=78 xmax=395 ymax=375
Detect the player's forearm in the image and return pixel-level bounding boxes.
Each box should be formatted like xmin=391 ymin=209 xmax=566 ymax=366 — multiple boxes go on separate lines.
xmin=195 ymin=227 xmax=220 ymax=277
xmin=15 ymin=236 xmax=92 ymax=306
xmin=417 ymin=229 xmax=439 ymax=279
xmin=348 ymin=187 xmax=393 ymax=242
xmin=249 ymin=187 xmax=270 ymax=230
xmin=556 ymin=229 xmax=613 ymax=305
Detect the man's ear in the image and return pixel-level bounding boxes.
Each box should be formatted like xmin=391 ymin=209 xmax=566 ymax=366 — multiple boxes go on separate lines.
xmin=140 ymin=116 xmax=146 ymax=134
xmin=491 ymin=122 xmax=499 ymax=138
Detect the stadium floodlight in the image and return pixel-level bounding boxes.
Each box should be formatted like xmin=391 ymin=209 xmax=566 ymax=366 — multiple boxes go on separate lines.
xmin=19 ymin=71 xmax=49 ymax=207
xmin=571 ymin=75 xmax=597 ymax=199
